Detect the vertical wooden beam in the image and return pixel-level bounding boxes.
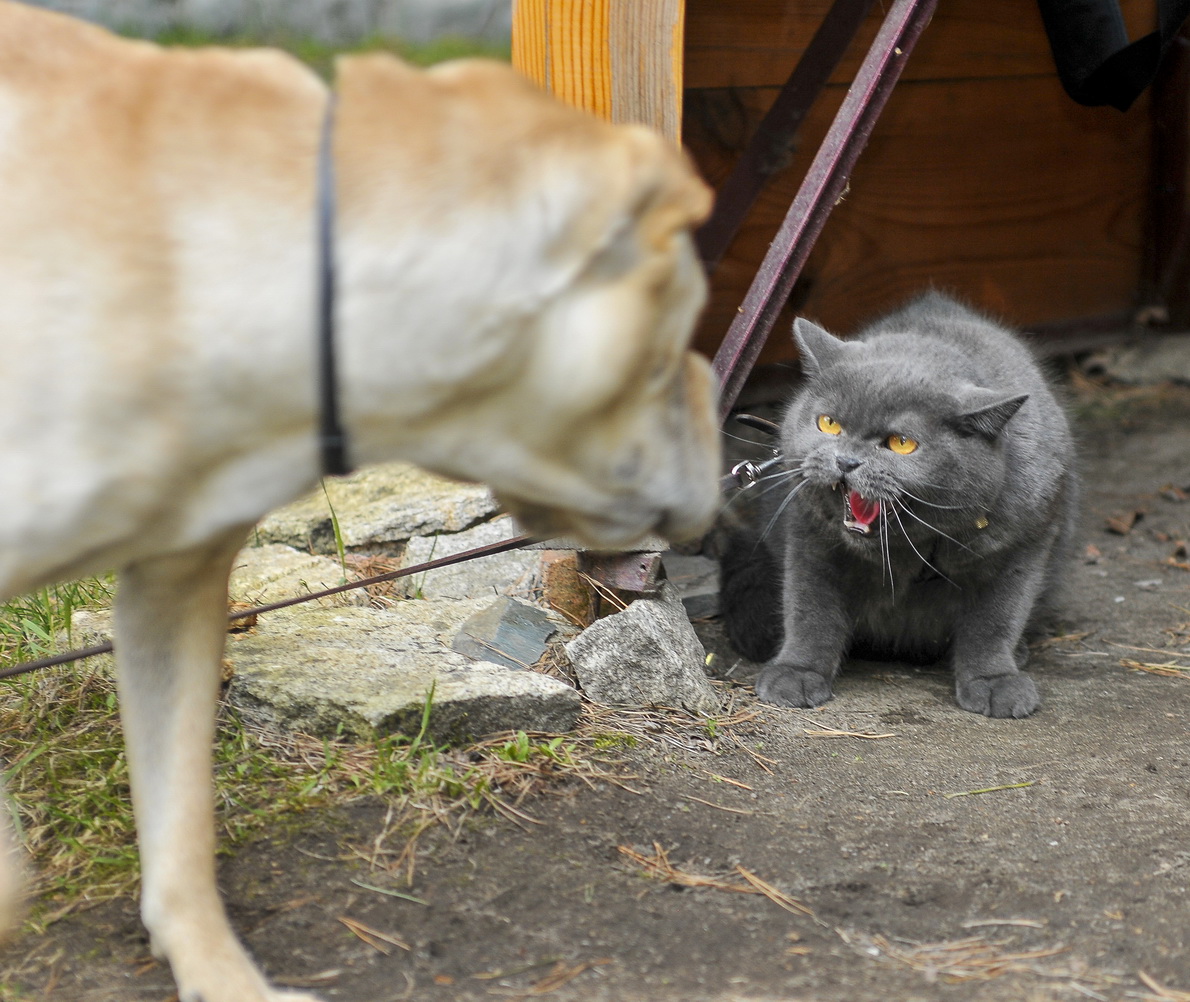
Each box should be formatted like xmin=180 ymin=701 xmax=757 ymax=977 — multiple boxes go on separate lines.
xmin=511 ymin=0 xmax=685 ymax=143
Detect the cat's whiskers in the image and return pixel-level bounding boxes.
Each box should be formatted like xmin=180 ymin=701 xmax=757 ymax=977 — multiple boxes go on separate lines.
xmin=897 ymin=486 xmax=968 ymax=511
xmin=721 ymin=429 xmax=777 ymax=448
xmin=718 ymin=463 xmax=800 ymax=515
xmin=888 ymin=502 xmax=958 ymax=587
xmin=759 ymin=479 xmax=810 ymax=543
xmin=893 ymin=497 xmax=978 ymax=555
xmin=879 ymin=506 xmax=895 ymax=599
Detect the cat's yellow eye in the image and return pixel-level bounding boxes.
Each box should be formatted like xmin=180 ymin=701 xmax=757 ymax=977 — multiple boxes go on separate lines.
xmin=888 ymin=434 xmax=918 ymax=455
xmin=817 ymin=414 xmax=842 ymax=435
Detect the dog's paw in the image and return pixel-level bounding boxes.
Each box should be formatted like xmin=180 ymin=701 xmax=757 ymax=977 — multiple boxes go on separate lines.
xmin=956 ymin=673 xmax=1039 ymax=718
xmin=168 ymin=936 xmax=325 ymax=1002
xmin=755 ymin=664 xmax=833 ymax=707
xmin=180 ymin=986 xmax=322 ymax=1002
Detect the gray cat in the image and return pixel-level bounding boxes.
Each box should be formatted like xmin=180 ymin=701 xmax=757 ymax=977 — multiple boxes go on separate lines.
xmin=718 ymin=293 xmax=1077 ymax=717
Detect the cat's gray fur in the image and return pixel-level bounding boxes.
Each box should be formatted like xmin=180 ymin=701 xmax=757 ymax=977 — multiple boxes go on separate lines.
xmin=718 ymin=292 xmax=1077 ymax=717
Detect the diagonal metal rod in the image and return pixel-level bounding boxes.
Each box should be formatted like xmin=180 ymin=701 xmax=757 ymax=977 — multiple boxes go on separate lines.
xmin=696 ymin=0 xmax=877 ymax=274
xmin=712 ymin=0 xmax=938 ymax=423
xmin=0 ymin=535 xmax=533 ymax=681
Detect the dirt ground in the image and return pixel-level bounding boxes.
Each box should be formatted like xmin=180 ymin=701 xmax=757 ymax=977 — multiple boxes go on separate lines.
xmin=2 ymin=379 xmax=1189 ymax=1002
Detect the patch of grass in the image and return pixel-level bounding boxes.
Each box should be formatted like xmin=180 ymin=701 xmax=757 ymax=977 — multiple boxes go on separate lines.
xmin=0 ymin=657 xmax=625 ymax=924
xmin=590 ymin=731 xmax=639 ymax=752
xmin=0 ymin=577 xmax=112 ymax=665
xmin=149 ymin=26 xmax=509 ymax=78
xmin=319 ymin=478 xmax=348 ymax=582
xmin=1 ymin=587 xmax=758 ymax=927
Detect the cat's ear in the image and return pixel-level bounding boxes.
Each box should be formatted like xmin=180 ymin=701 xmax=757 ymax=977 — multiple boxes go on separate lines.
xmin=953 ymin=390 xmax=1028 ymax=439
xmin=793 ymin=318 xmax=852 ymax=375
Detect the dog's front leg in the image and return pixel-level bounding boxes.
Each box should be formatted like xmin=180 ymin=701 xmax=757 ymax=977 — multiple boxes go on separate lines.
xmin=115 ymin=530 xmax=320 ymax=1002
xmin=0 ymin=788 xmax=24 ymax=938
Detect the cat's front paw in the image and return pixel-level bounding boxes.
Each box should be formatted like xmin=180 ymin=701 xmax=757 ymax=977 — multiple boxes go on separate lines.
xmin=956 ymin=673 xmax=1039 ymax=718
xmin=755 ymin=665 xmax=833 ymax=707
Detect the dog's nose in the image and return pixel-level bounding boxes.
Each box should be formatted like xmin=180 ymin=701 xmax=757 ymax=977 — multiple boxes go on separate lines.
xmin=836 ymin=455 xmax=863 ymax=473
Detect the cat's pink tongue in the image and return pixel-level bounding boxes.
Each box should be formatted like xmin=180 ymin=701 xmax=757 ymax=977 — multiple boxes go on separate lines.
xmin=848 ymin=490 xmax=881 ymax=527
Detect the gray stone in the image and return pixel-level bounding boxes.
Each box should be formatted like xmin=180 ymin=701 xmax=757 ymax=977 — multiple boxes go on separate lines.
xmin=256 ymin=463 xmax=500 ymax=555
xmin=34 ymin=0 xmax=513 ymax=45
xmin=69 ymin=609 xmax=113 ymax=646
xmin=400 ymin=515 xmax=536 ymax=600
xmin=451 ymin=596 xmax=574 ymax=670
xmin=565 ymin=582 xmax=718 ymax=714
xmin=226 ymin=601 xmax=580 ymax=743
xmin=1084 ymin=335 xmax=1190 ymax=386
xmin=662 ymin=552 xmax=720 ymax=620
xmin=229 ymin=543 xmax=368 ymax=607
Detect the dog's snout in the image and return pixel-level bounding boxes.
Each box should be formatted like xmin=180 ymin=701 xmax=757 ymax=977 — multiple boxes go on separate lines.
xmin=836 ymin=455 xmax=863 ymax=473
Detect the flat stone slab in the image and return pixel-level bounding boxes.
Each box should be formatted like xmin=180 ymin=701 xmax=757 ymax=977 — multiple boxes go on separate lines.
xmin=226 ymin=601 xmax=580 ymax=743
xmin=400 ymin=515 xmax=536 ymax=600
xmin=451 ymin=596 xmax=574 ymax=670
xmin=256 ymin=463 xmax=500 ymax=554
xmin=229 ymin=543 xmax=367 ymax=607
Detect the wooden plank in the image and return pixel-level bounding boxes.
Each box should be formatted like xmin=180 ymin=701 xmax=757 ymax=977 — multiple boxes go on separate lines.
xmin=511 ymin=0 xmax=684 ymax=142
xmin=686 ymin=74 xmax=1150 ymax=362
xmin=685 ymin=0 xmax=1155 ymax=89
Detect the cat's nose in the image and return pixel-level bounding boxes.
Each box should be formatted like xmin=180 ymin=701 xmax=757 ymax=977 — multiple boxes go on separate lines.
xmin=836 ymin=456 xmax=863 ymax=473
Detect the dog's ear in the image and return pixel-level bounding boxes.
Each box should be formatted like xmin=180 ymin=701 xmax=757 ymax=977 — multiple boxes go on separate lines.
xmin=552 ymin=121 xmax=709 ymax=290
xmin=518 ymin=122 xmax=712 ymax=410
xmin=334 ymin=54 xmax=711 ymax=411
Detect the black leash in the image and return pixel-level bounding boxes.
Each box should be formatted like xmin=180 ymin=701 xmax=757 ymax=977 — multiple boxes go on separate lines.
xmin=317 ymin=94 xmax=351 ymax=478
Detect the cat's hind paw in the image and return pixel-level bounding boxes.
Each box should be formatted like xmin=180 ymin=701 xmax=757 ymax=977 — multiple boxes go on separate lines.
xmin=755 ymin=665 xmax=833 ymax=707
xmin=956 ymin=673 xmax=1039 ymax=718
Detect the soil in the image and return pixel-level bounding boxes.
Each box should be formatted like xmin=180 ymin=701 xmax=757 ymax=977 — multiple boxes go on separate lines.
xmin=2 ymin=381 xmax=1190 ymax=1002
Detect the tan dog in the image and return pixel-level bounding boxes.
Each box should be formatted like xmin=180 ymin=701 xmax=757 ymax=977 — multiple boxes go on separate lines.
xmin=0 ymin=3 xmax=719 ymax=998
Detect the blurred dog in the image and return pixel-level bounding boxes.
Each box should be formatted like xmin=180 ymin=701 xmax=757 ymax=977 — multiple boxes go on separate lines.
xmin=0 ymin=3 xmax=719 ymax=998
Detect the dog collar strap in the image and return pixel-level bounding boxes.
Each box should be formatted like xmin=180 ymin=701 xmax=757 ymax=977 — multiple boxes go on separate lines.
xmin=317 ymin=93 xmax=352 ymax=477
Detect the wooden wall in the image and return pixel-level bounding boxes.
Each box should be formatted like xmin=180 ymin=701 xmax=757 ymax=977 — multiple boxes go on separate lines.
xmin=512 ymin=0 xmax=685 ymax=144
xmin=683 ymin=0 xmax=1156 ymax=366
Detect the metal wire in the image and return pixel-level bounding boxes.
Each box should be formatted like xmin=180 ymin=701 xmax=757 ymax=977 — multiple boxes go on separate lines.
xmin=0 ymin=534 xmax=533 ymax=681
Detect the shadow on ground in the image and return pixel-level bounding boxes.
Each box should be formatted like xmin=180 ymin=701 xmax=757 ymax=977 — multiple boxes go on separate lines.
xmin=2 ymin=383 xmax=1189 ymax=1002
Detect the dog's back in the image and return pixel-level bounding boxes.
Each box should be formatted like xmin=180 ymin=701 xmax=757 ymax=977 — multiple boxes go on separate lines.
xmin=0 ymin=2 xmax=329 ymax=598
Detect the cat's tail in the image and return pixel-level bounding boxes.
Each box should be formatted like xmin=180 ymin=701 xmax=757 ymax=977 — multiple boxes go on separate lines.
xmin=717 ymin=529 xmax=784 ymax=663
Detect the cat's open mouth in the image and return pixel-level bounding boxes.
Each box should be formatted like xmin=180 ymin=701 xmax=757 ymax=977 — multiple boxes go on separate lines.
xmin=843 ymin=489 xmax=881 ymax=535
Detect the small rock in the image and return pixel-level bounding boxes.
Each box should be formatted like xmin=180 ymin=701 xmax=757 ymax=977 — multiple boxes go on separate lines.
xmin=452 ymin=596 xmax=574 ymax=670
xmin=70 ymin=609 xmax=114 ymax=646
xmin=565 ymin=582 xmax=719 ymax=714
xmin=662 ymin=552 xmax=720 ymax=619
xmin=539 ymin=551 xmax=596 ymax=627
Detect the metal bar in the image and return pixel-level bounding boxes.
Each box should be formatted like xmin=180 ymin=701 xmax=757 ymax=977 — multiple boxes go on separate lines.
xmin=711 ymin=0 xmax=939 ymax=423
xmin=578 ymin=550 xmax=664 ymax=594
xmin=695 ymin=0 xmax=877 ymax=273
xmin=1149 ymin=32 xmax=1190 ymax=323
